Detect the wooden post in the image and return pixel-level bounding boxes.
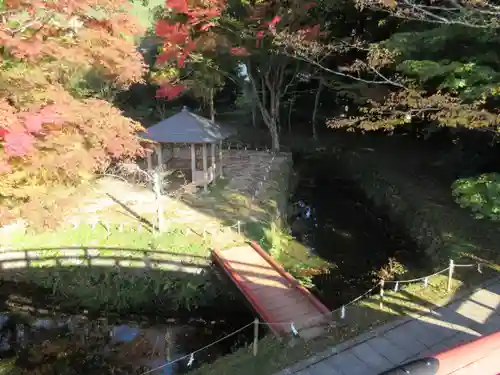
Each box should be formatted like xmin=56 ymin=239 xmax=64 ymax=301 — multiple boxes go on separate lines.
xmin=146 ymin=152 xmax=153 ymax=173
xmin=202 ymin=143 xmax=208 ymax=192
xmin=447 ymin=259 xmax=454 ymax=293
xmin=211 ymin=142 xmax=216 ymax=181
xmin=153 ymin=170 xmax=164 ymax=233
xmin=156 ymin=144 xmax=163 ymax=169
xmin=219 ymin=140 xmax=223 ymax=178
xmin=190 ymin=144 xmax=196 ymax=184
xmin=237 ymin=220 xmax=241 ymax=235
xmin=253 ymin=318 xmax=259 ymax=356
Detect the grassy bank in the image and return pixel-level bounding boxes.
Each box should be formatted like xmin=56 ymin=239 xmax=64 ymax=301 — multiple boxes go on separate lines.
xmin=0 ymin=151 xmax=323 ymax=314
xmin=0 ymin=223 xmax=228 ymax=314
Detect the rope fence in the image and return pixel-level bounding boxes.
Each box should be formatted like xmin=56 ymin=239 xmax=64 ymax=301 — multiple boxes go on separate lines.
xmin=137 ymin=257 xmax=486 ymax=374
xmin=57 ymin=217 xmax=253 ymax=244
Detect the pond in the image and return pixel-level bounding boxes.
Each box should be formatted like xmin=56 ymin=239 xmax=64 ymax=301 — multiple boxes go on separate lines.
xmin=0 ymin=280 xmax=255 ymax=375
xmin=289 ymin=152 xmax=417 ymax=307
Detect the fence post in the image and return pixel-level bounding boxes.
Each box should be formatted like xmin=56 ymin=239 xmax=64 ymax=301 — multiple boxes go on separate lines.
xmin=253 ymin=318 xmax=259 ymax=356
xmin=379 ymin=280 xmax=385 ymax=309
xmin=153 ymin=170 xmax=165 ymax=233
xmin=447 ymin=259 xmax=454 ymax=293
xmin=237 ymin=221 xmax=241 ymax=235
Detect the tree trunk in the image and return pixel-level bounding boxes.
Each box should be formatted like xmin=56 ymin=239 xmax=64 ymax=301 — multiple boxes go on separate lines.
xmin=251 ymin=104 xmax=257 ymax=127
xmin=258 ymin=105 xmax=280 ymax=152
xmin=269 ymin=119 xmax=280 ymax=151
xmin=209 ymin=88 xmax=215 ymax=122
xmin=312 ymin=79 xmax=323 ymax=141
xmin=288 ymin=98 xmax=294 ymax=136
xmin=250 ymin=70 xmax=280 ymax=151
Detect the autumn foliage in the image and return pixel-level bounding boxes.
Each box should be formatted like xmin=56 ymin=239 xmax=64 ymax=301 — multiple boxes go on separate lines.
xmin=0 ymin=0 xmax=146 ymax=227
xmin=153 ymin=0 xmax=321 ymax=100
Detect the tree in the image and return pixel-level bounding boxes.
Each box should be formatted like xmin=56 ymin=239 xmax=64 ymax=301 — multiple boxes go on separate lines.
xmin=357 ymin=0 xmax=500 ymax=28
xmin=274 ymin=0 xmax=500 ymax=136
xmin=153 ymin=0 xmax=323 ymax=150
xmin=0 ymin=0 xmax=147 ymax=227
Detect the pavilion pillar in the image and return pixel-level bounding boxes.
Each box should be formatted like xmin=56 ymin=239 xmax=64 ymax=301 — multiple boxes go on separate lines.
xmin=219 ymin=140 xmax=223 ymax=178
xmin=156 ymin=144 xmax=163 ymax=170
xmin=190 ymin=144 xmax=196 ymax=184
xmin=210 ymin=143 xmax=216 ymax=181
xmin=146 ymin=151 xmax=153 ymax=173
xmin=202 ymin=143 xmax=208 ymax=193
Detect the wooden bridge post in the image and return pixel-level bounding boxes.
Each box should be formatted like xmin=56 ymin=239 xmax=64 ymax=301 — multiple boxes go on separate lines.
xmin=253 ymin=318 xmax=259 ymax=356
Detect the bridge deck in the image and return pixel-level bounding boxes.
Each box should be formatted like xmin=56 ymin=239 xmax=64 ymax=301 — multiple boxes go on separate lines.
xmin=212 ymin=242 xmax=330 ymax=340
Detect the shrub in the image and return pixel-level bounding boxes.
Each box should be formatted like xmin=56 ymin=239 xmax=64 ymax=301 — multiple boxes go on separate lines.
xmin=452 ymin=172 xmax=500 ymax=220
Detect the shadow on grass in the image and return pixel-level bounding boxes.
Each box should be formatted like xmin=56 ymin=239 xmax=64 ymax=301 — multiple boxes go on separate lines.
xmin=0 ymin=246 xmax=238 ymax=319
xmin=105 ymin=192 xmax=156 ymax=232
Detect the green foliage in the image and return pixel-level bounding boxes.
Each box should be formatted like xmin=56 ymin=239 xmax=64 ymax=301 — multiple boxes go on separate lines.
xmin=452 ymin=173 xmax=500 ymax=220
xmin=384 ymin=25 xmax=500 ymax=102
xmin=27 ymin=266 xmax=218 ymax=313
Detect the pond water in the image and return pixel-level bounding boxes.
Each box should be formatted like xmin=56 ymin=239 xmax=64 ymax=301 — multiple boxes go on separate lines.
xmin=289 ymin=152 xmax=416 ymax=307
xmin=0 ymin=281 xmax=255 ymax=375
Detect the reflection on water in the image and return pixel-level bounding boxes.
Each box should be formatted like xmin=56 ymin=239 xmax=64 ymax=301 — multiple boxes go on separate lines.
xmin=290 ymin=153 xmax=413 ymax=307
xmin=0 ymin=311 xmax=250 ymax=375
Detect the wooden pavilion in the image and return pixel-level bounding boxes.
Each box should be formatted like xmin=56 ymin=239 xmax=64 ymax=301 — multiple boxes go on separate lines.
xmin=140 ymin=107 xmax=235 ymax=192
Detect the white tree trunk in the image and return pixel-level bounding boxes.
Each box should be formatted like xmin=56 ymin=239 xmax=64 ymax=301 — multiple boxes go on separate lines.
xmin=312 ymin=79 xmax=323 ymax=141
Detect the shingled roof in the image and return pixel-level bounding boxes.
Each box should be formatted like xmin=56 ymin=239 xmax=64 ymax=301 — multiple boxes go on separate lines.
xmin=140 ymin=107 xmax=235 ymax=144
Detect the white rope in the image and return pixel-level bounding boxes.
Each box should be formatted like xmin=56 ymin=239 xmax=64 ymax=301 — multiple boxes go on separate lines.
xmin=453 ymin=263 xmax=478 ymax=268
xmin=138 ymin=321 xmax=254 ymax=375
xmin=253 ymin=260 xmax=485 ymax=329
xmin=383 ymin=267 xmax=451 ymax=284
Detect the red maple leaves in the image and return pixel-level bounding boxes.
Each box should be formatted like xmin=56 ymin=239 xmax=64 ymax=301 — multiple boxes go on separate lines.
xmin=155 ymin=0 xmax=226 ymax=99
xmin=155 ymin=0 xmax=320 ymax=100
xmin=0 ymin=105 xmax=61 ymax=158
xmin=0 ymin=0 xmax=147 ymax=227
xmin=230 ymin=47 xmax=250 ymax=56
xmin=166 ymin=0 xmax=188 ymax=13
xmin=156 ymin=21 xmax=189 ymax=44
xmin=155 ymin=84 xmax=186 ymax=100
xmin=3 ymin=132 xmax=35 ymax=157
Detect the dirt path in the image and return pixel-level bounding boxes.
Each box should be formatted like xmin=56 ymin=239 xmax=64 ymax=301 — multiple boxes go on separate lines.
xmin=61 ymin=150 xmax=290 ymax=249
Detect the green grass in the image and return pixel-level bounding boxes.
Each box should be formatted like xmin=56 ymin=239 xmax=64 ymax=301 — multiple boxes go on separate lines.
xmin=5 ymin=221 xmax=209 ymax=260
xmin=0 ymin=222 xmax=220 ymax=313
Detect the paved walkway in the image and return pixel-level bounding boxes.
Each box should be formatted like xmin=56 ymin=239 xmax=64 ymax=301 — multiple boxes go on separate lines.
xmin=277 ymin=279 xmax=500 ymax=375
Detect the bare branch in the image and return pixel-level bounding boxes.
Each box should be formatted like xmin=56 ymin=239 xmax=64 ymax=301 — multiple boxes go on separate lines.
xmin=359 ymin=0 xmax=500 ymax=28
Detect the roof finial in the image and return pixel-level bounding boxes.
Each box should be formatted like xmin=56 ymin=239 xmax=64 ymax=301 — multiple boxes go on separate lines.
xmin=182 ymin=105 xmax=188 ymax=112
